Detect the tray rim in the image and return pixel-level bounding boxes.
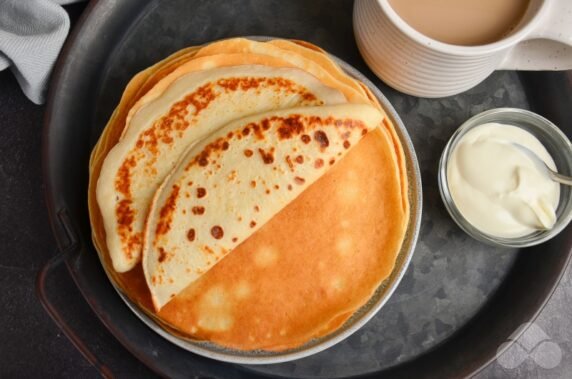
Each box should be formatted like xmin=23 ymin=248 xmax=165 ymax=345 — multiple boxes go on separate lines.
xmin=41 ymin=0 xmax=572 ymax=377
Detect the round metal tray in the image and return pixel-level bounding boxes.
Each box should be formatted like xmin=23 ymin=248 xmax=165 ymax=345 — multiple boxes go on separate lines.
xmin=42 ymin=0 xmax=572 ymax=377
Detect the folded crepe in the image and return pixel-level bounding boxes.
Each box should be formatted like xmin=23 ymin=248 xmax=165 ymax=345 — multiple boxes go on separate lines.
xmin=97 ymin=64 xmax=345 ymax=272
xmin=88 ymin=37 xmax=410 ymax=352
xmin=143 ymin=104 xmax=383 ymax=310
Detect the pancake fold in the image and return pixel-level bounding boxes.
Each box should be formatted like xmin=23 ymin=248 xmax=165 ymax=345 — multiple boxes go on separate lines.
xmin=143 ymin=104 xmax=383 ymax=310
xmin=97 ymin=65 xmax=345 ymax=272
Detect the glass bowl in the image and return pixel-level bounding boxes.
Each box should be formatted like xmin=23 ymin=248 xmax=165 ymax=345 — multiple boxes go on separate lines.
xmin=439 ymin=108 xmax=572 ymax=247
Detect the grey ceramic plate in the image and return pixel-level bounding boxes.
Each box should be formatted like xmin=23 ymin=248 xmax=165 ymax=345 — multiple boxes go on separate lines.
xmin=110 ymin=45 xmax=422 ymax=364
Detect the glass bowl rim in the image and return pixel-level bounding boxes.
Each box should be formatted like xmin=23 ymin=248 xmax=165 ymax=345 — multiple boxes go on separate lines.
xmin=438 ymin=107 xmax=572 ymax=248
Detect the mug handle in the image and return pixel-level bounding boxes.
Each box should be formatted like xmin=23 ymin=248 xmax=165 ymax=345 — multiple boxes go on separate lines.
xmin=499 ymin=0 xmax=572 ymax=70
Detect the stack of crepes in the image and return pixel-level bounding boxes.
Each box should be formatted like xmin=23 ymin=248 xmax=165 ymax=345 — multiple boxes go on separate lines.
xmin=89 ymin=38 xmax=409 ymax=351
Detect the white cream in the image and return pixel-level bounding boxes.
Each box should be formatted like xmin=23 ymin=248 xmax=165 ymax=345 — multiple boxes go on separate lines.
xmin=447 ymin=122 xmax=560 ymax=238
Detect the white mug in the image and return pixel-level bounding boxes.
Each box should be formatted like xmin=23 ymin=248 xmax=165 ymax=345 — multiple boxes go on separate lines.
xmin=354 ymin=0 xmax=572 ymax=98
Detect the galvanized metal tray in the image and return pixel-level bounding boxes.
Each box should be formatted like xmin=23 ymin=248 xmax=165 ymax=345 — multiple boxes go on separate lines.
xmin=41 ymin=0 xmax=572 ymax=377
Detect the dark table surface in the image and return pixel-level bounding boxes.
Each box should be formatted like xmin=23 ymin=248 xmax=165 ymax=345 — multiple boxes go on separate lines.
xmin=1 ymin=2 xmax=570 ymax=378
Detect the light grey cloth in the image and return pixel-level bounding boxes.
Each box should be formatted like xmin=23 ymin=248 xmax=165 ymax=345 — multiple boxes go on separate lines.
xmin=0 ymin=0 xmax=85 ymax=104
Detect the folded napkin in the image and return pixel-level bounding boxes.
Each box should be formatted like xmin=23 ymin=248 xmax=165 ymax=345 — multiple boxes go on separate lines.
xmin=0 ymin=0 xmax=84 ymax=104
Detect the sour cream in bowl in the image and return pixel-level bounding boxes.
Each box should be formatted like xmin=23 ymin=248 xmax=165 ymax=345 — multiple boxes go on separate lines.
xmin=439 ymin=108 xmax=572 ymax=247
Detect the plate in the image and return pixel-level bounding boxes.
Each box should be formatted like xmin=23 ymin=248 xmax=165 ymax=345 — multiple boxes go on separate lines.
xmin=106 ymin=42 xmax=422 ymax=364
xmin=42 ymin=0 xmax=572 ymax=377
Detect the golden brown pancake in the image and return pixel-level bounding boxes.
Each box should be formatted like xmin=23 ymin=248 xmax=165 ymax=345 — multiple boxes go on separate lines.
xmin=88 ymin=38 xmax=409 ymax=352
xmin=114 ymin=127 xmax=406 ymax=351
xmin=142 ymin=104 xmax=383 ymax=310
xmin=96 ymin=64 xmax=346 ymax=273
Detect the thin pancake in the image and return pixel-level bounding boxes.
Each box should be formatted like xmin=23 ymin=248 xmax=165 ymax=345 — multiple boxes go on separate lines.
xmin=104 ymin=128 xmax=406 ymax=351
xmin=143 ymin=104 xmax=382 ymax=309
xmin=156 ymin=127 xmax=406 ymax=350
xmin=88 ymin=38 xmax=409 ymax=352
xmin=97 ymin=65 xmax=345 ymax=272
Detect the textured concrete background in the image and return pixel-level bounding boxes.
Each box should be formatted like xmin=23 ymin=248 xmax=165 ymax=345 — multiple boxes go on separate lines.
xmin=0 ymin=1 xmax=570 ymax=378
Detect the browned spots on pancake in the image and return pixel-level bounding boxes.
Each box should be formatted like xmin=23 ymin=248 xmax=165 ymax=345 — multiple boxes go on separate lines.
xmin=184 ymin=116 xmax=366 ymax=174
xmin=115 ymin=199 xmax=136 ymax=254
xmin=158 ymin=247 xmax=168 ymax=263
xmin=258 ymin=148 xmax=275 ymax=164
xmin=197 ymin=152 xmax=209 ymax=167
xmin=217 ymin=77 xmax=257 ymax=91
xmin=285 ymin=155 xmax=294 ymax=172
xmin=314 ymin=130 xmax=329 ymax=148
xmin=277 ymin=116 xmax=304 ymax=140
xmin=211 ymin=226 xmax=224 ymax=239
xmin=265 ymin=189 xmax=271 ymax=194
xmin=232 ymin=237 xmax=238 ymax=243
xmin=187 ymin=228 xmax=196 ymax=242
xmin=250 ymin=180 xmax=256 ymax=188
xmin=217 ymin=77 xmax=318 ymax=105
xmin=250 ymin=220 xmax=257 ymax=228
xmin=249 ymin=122 xmax=265 ymax=140
xmin=254 ymin=205 xmax=260 ymax=212
xmin=343 ymin=140 xmax=351 ymax=149
xmin=116 ymin=156 xmax=136 ymax=196
xmin=155 ymin=185 xmax=180 ymax=236
xmin=197 ymin=187 xmax=206 ymax=198
xmin=125 ymin=83 xmax=217 ymax=175
xmin=114 ymin=81 xmax=349 ymax=255
xmin=295 ymin=155 xmax=304 ymax=164
xmin=303 ymin=92 xmax=319 ymax=102
xmin=329 ymin=158 xmax=336 ymax=166
xmin=315 ymin=158 xmax=324 ymax=169
xmin=186 ymin=136 xmax=235 ymax=170
xmin=361 ymin=128 xmax=368 ymax=136
xmin=189 ymin=83 xmax=217 ymax=115
xmin=344 ymin=118 xmax=367 ymax=130
xmin=192 ymin=206 xmax=205 ymax=215
xmin=294 ymin=177 xmax=305 ymax=185
xmin=274 ymin=184 xmax=280 ymax=190
xmin=288 ymin=184 xmax=293 ymax=191
xmin=203 ymin=246 xmax=216 ymax=255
